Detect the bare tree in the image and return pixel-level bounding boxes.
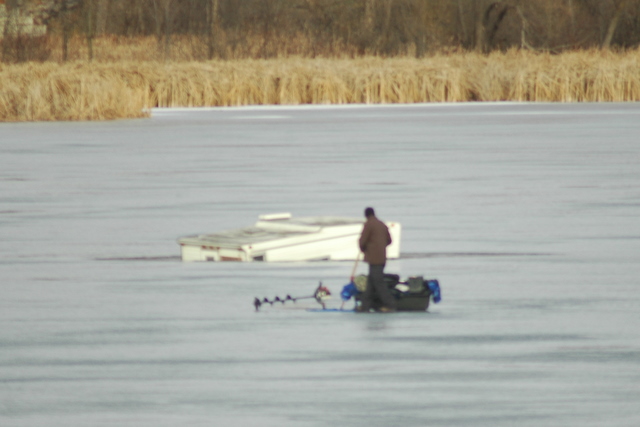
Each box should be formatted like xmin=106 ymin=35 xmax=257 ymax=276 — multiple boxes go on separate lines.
xmin=364 ymin=0 xmax=375 ymax=35
xmin=472 ymin=1 xmax=510 ymax=52
xmin=162 ymin=0 xmax=171 ymax=59
xmin=85 ymin=0 xmax=96 ymax=60
xmin=602 ymin=0 xmax=630 ymax=48
xmin=207 ymin=0 xmax=220 ymax=59
xmin=96 ymin=0 xmax=109 ymax=34
xmin=457 ymin=0 xmax=468 ymax=44
xmin=567 ymin=0 xmax=576 ymax=42
xmin=2 ymin=0 xmax=23 ymax=62
xmin=149 ymin=0 xmax=172 ymax=59
xmin=61 ymin=0 xmax=71 ymax=61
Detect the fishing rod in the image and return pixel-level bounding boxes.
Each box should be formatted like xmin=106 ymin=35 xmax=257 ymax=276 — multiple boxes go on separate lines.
xmin=254 ymin=282 xmax=331 ymax=312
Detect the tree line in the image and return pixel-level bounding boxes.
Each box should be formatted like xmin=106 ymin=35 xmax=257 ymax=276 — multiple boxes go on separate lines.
xmin=3 ymin=0 xmax=640 ymax=62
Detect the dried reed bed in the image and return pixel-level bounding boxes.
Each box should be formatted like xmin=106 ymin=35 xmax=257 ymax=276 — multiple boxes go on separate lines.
xmin=2 ymin=49 xmax=640 ymax=121
xmin=0 ymin=62 xmax=150 ymax=121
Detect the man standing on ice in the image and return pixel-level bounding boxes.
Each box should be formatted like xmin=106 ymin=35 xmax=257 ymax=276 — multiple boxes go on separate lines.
xmin=357 ymin=207 xmax=396 ymax=313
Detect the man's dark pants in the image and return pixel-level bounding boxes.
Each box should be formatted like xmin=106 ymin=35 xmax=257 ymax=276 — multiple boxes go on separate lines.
xmin=360 ymin=264 xmax=397 ymax=311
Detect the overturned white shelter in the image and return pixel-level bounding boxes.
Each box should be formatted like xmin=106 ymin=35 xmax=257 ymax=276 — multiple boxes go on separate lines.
xmin=178 ymin=213 xmax=401 ymax=262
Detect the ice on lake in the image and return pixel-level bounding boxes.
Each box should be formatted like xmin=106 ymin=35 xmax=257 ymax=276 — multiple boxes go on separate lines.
xmin=1 ymin=103 xmax=640 ymax=427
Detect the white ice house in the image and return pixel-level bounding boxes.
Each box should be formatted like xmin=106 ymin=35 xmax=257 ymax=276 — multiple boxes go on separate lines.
xmin=178 ymin=213 xmax=401 ymax=262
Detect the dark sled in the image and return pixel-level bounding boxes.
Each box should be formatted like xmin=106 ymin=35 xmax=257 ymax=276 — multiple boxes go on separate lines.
xmin=352 ymin=274 xmax=441 ymax=312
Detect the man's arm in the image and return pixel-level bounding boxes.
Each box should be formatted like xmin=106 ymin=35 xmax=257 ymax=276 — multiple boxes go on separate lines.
xmin=359 ymin=223 xmax=370 ymax=252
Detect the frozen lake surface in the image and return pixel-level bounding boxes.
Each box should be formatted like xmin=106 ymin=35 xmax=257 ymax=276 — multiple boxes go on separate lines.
xmin=1 ymin=103 xmax=640 ymax=426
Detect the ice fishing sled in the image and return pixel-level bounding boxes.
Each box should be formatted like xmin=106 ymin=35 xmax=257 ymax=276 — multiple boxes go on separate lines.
xmin=253 ymin=274 xmax=441 ymax=312
xmin=345 ymin=274 xmax=441 ymax=312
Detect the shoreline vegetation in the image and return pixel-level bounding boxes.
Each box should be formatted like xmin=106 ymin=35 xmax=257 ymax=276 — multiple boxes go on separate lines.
xmin=1 ymin=43 xmax=640 ymax=122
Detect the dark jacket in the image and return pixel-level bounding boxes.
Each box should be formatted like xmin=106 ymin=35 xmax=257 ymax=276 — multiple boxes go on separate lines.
xmin=359 ymin=216 xmax=392 ymax=265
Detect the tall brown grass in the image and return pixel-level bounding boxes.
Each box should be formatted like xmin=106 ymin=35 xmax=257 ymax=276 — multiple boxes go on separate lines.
xmin=2 ymin=48 xmax=640 ymax=122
